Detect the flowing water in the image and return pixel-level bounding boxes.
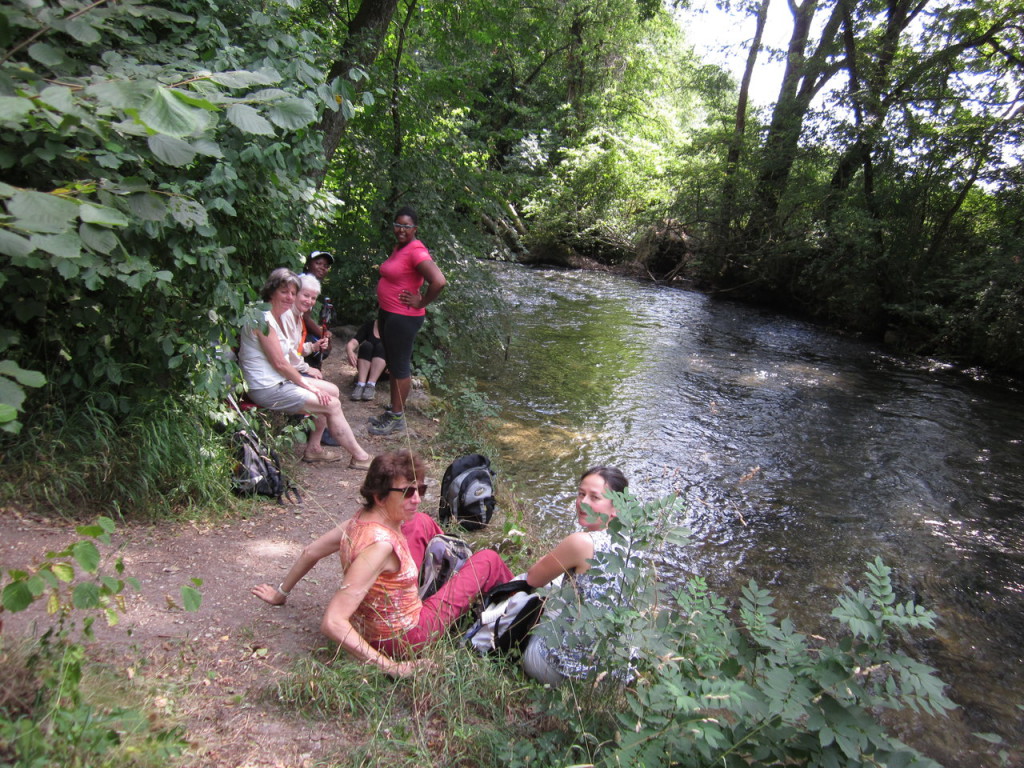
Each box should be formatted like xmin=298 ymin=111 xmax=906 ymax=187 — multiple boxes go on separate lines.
xmin=454 ymin=263 xmax=1024 ymax=765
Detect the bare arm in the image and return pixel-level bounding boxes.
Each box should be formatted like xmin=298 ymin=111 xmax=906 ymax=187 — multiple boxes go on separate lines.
xmin=320 ymin=541 xmax=432 ymax=678
xmin=251 ymin=521 xmax=351 ymax=605
xmin=525 ymin=531 xmax=595 ymax=589
xmin=401 ymin=260 xmax=447 ymax=310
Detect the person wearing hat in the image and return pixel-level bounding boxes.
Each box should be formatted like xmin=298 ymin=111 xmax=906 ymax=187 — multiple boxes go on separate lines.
xmin=301 ymin=251 xmax=335 ymax=369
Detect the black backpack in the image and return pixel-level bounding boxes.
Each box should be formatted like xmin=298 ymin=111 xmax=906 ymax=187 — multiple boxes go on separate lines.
xmin=231 ymin=429 xmax=301 ymax=504
xmin=438 ymin=454 xmax=496 ymax=531
xmin=465 ymin=579 xmax=545 ymax=657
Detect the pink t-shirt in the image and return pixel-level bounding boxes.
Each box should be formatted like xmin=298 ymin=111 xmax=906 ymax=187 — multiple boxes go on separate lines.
xmin=377 ymin=239 xmax=432 ymax=316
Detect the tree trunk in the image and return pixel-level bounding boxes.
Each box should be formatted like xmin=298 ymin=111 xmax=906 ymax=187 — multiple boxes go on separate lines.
xmin=747 ymin=0 xmax=844 ymax=242
xmin=715 ymin=0 xmax=772 ymax=249
xmin=318 ymin=0 xmax=401 ymax=182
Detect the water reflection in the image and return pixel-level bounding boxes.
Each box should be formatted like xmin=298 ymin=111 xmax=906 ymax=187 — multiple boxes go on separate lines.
xmin=456 ymin=263 xmax=1024 ymax=764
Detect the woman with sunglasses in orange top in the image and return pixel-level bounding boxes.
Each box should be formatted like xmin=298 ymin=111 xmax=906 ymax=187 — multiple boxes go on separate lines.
xmin=252 ymin=450 xmax=510 ymax=677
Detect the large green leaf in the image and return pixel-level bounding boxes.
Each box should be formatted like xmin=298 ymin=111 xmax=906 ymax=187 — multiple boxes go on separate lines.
xmin=126 ymin=192 xmax=168 ymax=221
xmin=58 ymin=16 xmax=102 ymax=45
xmin=0 ymin=407 xmax=25 ymax=430
xmin=266 ymin=97 xmax=317 ymax=130
xmin=192 ymin=138 xmax=223 ymax=158
xmin=0 ymin=360 xmax=46 ymax=388
xmin=181 ymin=584 xmax=203 ymax=611
xmin=168 ymin=197 xmax=208 ymax=228
xmin=28 ymin=42 xmax=65 ymax=67
xmin=38 ymin=85 xmax=76 ymax=113
xmin=226 ymin=104 xmax=275 ymax=136
xmin=72 ymin=581 xmax=101 ymax=609
xmin=30 ymin=232 xmax=82 ymax=259
xmin=248 ymin=88 xmax=293 ymax=101
xmin=79 ymin=222 xmax=120 ymax=254
xmin=7 ymin=190 xmax=79 ymax=233
xmin=0 ymin=376 xmax=27 ymax=410
xmin=140 ymin=88 xmax=209 ymax=137
xmin=1 ymin=582 xmax=34 ymax=613
xmin=79 ymin=202 xmax=129 ymax=227
xmin=148 ymin=134 xmax=197 ymax=167
xmin=209 ymin=70 xmax=280 ymax=88
xmin=72 ymin=540 xmax=101 ymax=573
xmin=0 ymin=229 xmax=33 ymax=259
xmin=0 ymin=97 xmax=35 ymax=124
xmin=86 ymin=80 xmax=156 ymax=111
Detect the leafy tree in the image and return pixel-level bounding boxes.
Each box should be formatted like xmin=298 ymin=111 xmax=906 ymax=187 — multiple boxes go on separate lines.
xmin=0 ymin=0 xmax=362 ymax=427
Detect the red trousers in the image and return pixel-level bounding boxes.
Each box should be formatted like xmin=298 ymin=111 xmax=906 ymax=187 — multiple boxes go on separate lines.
xmin=377 ymin=512 xmax=512 ymax=657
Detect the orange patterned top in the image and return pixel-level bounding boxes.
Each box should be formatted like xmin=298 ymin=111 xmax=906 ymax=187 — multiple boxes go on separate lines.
xmin=339 ymin=518 xmax=421 ymax=644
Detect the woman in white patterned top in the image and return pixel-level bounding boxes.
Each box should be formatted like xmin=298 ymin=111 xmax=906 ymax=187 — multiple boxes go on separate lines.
xmin=521 ymin=466 xmax=632 ymax=684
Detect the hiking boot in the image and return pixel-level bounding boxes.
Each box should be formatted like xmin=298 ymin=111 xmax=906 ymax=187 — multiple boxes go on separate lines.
xmin=302 ymin=448 xmax=342 ymax=463
xmin=368 ymin=406 xmax=395 ymax=427
xmin=368 ymin=413 xmax=406 ymax=436
xmin=350 ymin=383 xmax=365 ymax=401
xmin=361 ymin=382 xmax=376 ymax=401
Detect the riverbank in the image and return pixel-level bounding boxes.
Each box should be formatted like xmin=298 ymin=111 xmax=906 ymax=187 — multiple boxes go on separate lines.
xmin=0 ymin=354 xmax=464 ymax=766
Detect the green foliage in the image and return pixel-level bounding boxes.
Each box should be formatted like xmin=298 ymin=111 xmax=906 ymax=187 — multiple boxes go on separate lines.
xmin=0 ymin=0 xmax=372 ymax=424
xmin=507 ymin=492 xmax=954 ymax=768
xmin=0 ymin=394 xmax=234 ymax=518
xmin=685 ymin=0 xmax=1024 ymax=371
xmin=0 ymin=519 xmax=198 ymax=766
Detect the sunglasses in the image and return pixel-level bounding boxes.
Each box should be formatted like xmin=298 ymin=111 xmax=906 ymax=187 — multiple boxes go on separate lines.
xmin=389 ymin=484 xmax=427 ymax=499
xmin=393 ymin=223 xmax=416 ymax=229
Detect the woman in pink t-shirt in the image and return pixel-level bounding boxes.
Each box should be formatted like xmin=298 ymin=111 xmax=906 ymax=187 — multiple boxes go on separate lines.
xmin=369 ymin=206 xmax=447 ymax=436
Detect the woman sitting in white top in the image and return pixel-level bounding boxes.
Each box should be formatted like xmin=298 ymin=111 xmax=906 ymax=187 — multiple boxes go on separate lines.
xmin=521 ymin=466 xmax=635 ymax=684
xmin=237 ymin=268 xmax=371 ymax=469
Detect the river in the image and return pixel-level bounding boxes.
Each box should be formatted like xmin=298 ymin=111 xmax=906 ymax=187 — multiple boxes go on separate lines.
xmin=452 ymin=263 xmax=1024 ymax=766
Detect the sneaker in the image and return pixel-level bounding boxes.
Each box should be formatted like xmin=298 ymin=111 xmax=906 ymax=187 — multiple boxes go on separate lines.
xmin=368 ymin=406 xmax=395 ymax=428
xmin=368 ymin=414 xmax=406 ymax=436
xmin=350 ymin=383 xmax=365 ymax=401
xmin=361 ymin=382 xmax=376 ymax=401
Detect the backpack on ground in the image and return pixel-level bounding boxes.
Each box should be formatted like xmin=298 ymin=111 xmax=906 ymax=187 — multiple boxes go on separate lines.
xmin=231 ymin=429 xmax=301 ymax=505
xmin=418 ymin=534 xmax=473 ymax=599
xmin=438 ymin=454 xmax=496 ymax=531
xmin=464 ymin=578 xmax=545 ymax=657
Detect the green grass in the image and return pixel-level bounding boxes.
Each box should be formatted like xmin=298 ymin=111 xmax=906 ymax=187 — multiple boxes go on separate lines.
xmin=0 ymin=394 xmax=239 ymax=520
xmin=271 ymin=638 xmax=544 ymax=768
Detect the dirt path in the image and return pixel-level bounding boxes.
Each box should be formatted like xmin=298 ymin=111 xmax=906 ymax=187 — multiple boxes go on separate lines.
xmin=1 ymin=354 xmax=441 ymax=767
